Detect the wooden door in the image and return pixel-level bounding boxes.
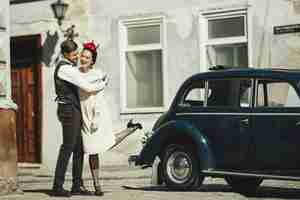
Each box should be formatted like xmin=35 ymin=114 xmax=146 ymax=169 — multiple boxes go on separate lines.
xmin=11 ymin=35 xmax=41 ymax=163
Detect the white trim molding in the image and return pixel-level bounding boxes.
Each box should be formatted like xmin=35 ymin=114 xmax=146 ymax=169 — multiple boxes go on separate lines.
xmin=199 ymin=7 xmax=252 ymax=72
xmin=119 ymin=16 xmax=168 ymax=114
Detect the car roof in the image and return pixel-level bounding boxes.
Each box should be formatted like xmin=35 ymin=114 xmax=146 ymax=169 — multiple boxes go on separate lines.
xmin=188 ymin=67 xmax=300 ymax=82
xmin=170 ymin=67 xmax=300 ymax=110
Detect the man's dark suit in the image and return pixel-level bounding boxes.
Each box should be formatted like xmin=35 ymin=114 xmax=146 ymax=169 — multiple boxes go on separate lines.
xmin=52 ymin=60 xmax=84 ymax=190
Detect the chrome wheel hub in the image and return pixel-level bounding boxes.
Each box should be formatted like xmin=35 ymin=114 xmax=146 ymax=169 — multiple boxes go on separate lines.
xmin=166 ymin=151 xmax=192 ymax=184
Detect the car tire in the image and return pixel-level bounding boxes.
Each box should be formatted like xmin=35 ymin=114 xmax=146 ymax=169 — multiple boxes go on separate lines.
xmin=161 ymin=144 xmax=204 ymax=189
xmin=225 ymin=176 xmax=263 ymax=193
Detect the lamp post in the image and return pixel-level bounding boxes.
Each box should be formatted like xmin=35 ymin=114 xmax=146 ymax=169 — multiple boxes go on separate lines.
xmin=51 ymin=0 xmax=78 ymax=40
xmin=51 ymin=0 xmax=69 ymax=26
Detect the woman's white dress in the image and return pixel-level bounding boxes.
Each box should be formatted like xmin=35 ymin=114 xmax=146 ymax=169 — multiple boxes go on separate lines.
xmin=79 ymin=68 xmax=115 ymax=154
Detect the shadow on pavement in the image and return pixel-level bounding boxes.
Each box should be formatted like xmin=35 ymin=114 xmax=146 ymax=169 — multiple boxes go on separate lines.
xmin=245 ymin=186 xmax=300 ymax=199
xmin=122 ymin=183 xmax=232 ymax=192
xmin=123 ymin=184 xmax=300 ymax=199
xmin=22 ymin=189 xmax=113 ymax=196
xmin=22 ymin=189 xmax=53 ymax=196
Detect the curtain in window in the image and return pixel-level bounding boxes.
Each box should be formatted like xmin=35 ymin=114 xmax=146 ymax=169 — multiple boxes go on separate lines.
xmin=126 ymin=50 xmax=163 ymax=108
xmin=206 ymin=44 xmax=248 ymax=68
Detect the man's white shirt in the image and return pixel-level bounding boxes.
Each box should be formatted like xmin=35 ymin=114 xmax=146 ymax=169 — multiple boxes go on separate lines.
xmin=57 ymin=58 xmax=106 ymax=92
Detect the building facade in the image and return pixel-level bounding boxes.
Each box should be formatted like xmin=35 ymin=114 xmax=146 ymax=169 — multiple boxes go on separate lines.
xmin=4 ymin=0 xmax=300 ymax=170
xmin=0 ymin=1 xmax=10 ymax=98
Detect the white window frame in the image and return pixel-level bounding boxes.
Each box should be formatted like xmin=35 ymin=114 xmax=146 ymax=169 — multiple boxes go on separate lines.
xmin=119 ymin=16 xmax=168 ymax=114
xmin=199 ymin=8 xmax=253 ymax=72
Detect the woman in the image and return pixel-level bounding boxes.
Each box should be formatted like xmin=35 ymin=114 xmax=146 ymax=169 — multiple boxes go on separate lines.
xmin=78 ymin=41 xmax=142 ymax=196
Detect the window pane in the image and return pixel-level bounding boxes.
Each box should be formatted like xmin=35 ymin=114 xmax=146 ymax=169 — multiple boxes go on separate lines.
xmin=0 ymin=70 xmax=6 ymax=97
xmin=182 ymin=81 xmax=205 ymax=107
xmin=207 ymin=43 xmax=248 ymax=68
xmin=239 ymin=80 xmax=251 ymax=107
xmin=257 ymin=83 xmax=265 ymax=106
xmin=0 ymin=13 xmax=5 ymax=29
xmin=208 ymin=16 xmax=245 ymax=39
xmin=127 ymin=25 xmax=160 ymax=45
xmin=126 ymin=50 xmax=163 ymax=108
xmin=257 ymin=80 xmax=300 ymax=107
xmin=208 ymin=79 xmax=251 ymax=107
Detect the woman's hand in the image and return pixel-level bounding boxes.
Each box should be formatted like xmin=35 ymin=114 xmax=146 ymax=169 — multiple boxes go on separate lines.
xmin=105 ymin=75 xmax=109 ymax=86
xmin=90 ymin=122 xmax=98 ymax=133
xmin=102 ymin=74 xmax=109 ymax=86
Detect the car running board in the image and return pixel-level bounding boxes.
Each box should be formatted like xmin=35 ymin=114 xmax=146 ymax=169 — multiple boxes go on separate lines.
xmin=201 ymin=169 xmax=300 ymax=181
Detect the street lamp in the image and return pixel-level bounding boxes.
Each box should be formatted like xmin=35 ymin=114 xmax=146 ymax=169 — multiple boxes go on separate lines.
xmin=51 ymin=0 xmax=78 ymax=40
xmin=51 ymin=0 xmax=69 ymax=26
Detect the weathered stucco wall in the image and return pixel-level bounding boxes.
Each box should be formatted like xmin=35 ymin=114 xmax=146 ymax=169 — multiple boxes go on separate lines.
xmin=0 ymin=1 xmax=20 ymax=195
xmin=9 ymin=0 xmax=300 ymax=170
xmin=249 ymin=0 xmax=300 ymax=68
xmin=0 ymin=110 xmax=18 ymax=195
xmin=0 ymin=0 xmax=10 ymax=98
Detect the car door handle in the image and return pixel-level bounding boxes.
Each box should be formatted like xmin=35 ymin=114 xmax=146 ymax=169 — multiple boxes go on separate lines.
xmin=296 ymin=121 xmax=300 ymax=126
xmin=241 ymin=118 xmax=249 ymax=124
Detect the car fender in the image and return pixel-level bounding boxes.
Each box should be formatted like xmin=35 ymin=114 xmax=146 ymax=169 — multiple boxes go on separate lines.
xmin=138 ymin=120 xmax=215 ymax=170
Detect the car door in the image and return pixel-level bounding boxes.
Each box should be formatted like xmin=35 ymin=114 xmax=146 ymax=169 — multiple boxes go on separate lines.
xmin=251 ymin=78 xmax=300 ymax=171
xmin=175 ymin=77 xmax=253 ymax=170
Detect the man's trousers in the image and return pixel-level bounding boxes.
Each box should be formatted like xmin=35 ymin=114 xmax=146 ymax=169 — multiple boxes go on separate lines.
xmin=53 ymin=103 xmax=83 ymax=189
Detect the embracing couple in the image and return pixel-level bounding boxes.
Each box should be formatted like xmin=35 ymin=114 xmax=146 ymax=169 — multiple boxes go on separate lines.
xmin=51 ymin=39 xmax=142 ymax=197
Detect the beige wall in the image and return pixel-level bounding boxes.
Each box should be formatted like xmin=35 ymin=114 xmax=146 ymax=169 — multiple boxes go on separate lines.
xmin=0 ymin=0 xmax=10 ymax=99
xmin=9 ymin=0 xmax=300 ymax=170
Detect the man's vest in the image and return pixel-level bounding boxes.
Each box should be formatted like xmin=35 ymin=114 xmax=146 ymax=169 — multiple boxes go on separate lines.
xmin=54 ymin=60 xmax=81 ymax=110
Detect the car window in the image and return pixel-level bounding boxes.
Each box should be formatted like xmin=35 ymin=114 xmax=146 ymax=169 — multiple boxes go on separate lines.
xmin=207 ymin=78 xmax=251 ymax=108
xmin=182 ymin=80 xmax=206 ymax=107
xmin=256 ymin=80 xmax=300 ymax=107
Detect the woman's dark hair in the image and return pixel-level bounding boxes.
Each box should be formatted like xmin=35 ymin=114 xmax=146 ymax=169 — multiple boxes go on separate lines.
xmin=60 ymin=39 xmax=78 ymax=54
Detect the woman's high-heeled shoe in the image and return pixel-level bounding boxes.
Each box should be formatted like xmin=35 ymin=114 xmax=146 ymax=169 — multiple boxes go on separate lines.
xmin=94 ymin=186 xmax=104 ymax=196
xmin=127 ymin=119 xmax=143 ymax=130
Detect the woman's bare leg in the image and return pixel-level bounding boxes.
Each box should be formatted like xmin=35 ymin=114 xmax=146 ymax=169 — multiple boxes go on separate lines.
xmin=89 ymin=154 xmax=104 ymax=196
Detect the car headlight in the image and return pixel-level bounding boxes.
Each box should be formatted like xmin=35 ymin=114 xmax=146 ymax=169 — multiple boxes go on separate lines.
xmin=141 ymin=130 xmax=154 ymax=146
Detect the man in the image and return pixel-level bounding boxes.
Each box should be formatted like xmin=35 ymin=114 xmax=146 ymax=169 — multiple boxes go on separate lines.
xmin=51 ymin=39 xmax=104 ymax=197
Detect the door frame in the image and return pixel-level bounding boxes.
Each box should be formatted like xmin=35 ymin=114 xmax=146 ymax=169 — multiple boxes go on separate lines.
xmin=11 ymin=34 xmax=42 ymax=163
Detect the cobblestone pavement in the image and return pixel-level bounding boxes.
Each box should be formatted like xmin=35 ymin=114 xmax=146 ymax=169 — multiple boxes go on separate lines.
xmin=2 ymin=167 xmax=300 ymax=200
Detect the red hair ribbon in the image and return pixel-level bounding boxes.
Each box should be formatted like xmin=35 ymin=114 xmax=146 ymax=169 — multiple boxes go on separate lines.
xmin=83 ymin=41 xmax=98 ymax=54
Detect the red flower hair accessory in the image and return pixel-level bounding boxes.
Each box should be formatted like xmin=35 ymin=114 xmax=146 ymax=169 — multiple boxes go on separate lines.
xmin=83 ymin=40 xmax=99 ymax=54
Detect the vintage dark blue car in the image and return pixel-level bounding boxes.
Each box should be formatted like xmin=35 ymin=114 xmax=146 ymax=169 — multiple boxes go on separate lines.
xmin=129 ymin=67 xmax=300 ymax=192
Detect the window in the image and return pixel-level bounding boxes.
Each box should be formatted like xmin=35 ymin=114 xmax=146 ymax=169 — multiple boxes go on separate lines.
xmin=181 ymin=80 xmax=206 ymax=107
xmin=200 ymin=9 xmax=250 ymax=72
xmin=207 ymin=79 xmax=251 ymax=108
xmin=256 ymin=80 xmax=300 ymax=107
xmin=208 ymin=16 xmax=245 ymax=39
xmin=119 ymin=17 xmax=167 ymax=113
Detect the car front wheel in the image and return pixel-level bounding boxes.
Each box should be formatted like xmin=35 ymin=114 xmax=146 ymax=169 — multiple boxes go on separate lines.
xmin=225 ymin=176 xmax=263 ymax=193
xmin=161 ymin=144 xmax=204 ymax=189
